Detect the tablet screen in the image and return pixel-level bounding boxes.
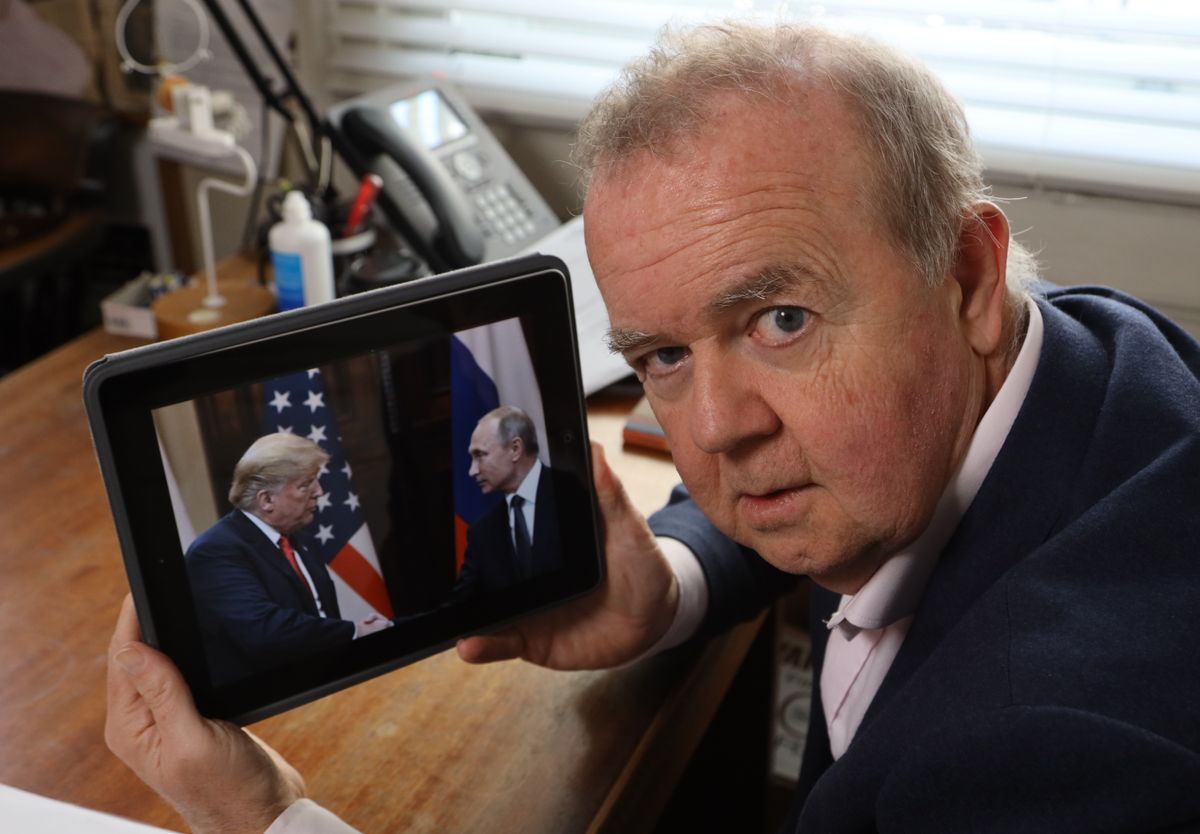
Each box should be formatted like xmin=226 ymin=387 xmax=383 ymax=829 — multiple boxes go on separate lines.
xmin=88 ymin=259 xmax=601 ymax=722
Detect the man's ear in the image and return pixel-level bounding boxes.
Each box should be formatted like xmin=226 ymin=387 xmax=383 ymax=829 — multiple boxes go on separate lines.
xmin=509 ymin=437 xmax=525 ymax=461
xmin=255 ymin=489 xmax=274 ymax=514
xmin=952 ymin=201 xmax=1010 ymax=358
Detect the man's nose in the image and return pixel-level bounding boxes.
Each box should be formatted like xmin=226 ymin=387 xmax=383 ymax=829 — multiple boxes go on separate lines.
xmin=468 ymin=459 xmax=478 ymax=477
xmin=688 ymin=353 xmax=780 ymax=455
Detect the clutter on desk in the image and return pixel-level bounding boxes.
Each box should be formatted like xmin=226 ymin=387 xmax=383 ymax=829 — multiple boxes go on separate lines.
xmin=257 ymin=179 xmax=423 ymax=309
xmin=152 ymin=267 xmax=275 ymax=341
xmin=100 ymin=270 xmax=184 ymax=339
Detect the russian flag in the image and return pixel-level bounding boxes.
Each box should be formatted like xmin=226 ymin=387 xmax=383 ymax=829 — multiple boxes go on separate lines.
xmin=450 ymin=319 xmax=548 ymax=571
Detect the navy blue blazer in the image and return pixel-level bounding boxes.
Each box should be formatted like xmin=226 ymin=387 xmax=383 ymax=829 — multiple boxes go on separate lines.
xmin=650 ymin=287 xmax=1200 ymax=831
xmin=454 ymin=465 xmax=567 ymax=598
xmin=185 ymin=510 xmax=354 ymax=687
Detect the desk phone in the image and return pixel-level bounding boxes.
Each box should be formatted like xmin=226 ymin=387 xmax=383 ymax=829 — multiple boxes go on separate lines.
xmin=328 ymin=82 xmax=561 ymax=274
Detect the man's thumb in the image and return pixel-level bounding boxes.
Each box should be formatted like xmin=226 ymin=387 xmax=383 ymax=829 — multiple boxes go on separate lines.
xmin=114 ymin=642 xmax=202 ymax=736
xmin=113 ymin=644 xmax=147 ymax=676
xmin=590 ymin=441 xmax=630 ymax=514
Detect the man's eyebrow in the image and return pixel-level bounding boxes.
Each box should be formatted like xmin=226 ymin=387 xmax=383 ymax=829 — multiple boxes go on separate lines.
xmin=707 ymin=264 xmax=819 ymax=314
xmin=604 ymin=265 xmax=820 ymax=355
xmin=605 ymin=327 xmax=656 ymax=355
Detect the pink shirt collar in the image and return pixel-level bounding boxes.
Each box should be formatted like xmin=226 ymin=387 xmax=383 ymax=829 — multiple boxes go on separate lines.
xmin=828 ymin=299 xmax=1045 ymax=632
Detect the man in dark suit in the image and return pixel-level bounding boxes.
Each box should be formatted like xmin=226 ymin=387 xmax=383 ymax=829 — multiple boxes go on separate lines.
xmin=455 ymin=406 xmax=564 ymax=598
xmin=461 ymin=21 xmax=1200 ymax=830
xmin=186 ymin=432 xmax=391 ymax=687
xmin=103 ymin=22 xmax=1200 ymax=834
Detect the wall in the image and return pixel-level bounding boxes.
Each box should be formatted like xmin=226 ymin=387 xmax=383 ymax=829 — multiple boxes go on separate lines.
xmin=991 ymin=181 xmax=1200 ymax=338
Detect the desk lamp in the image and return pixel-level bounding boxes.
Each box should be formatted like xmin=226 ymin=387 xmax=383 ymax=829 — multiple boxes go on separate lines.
xmin=117 ymin=0 xmax=273 ymax=332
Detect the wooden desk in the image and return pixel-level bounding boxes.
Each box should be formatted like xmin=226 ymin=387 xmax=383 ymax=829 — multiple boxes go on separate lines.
xmin=0 ymin=329 xmax=764 ymax=833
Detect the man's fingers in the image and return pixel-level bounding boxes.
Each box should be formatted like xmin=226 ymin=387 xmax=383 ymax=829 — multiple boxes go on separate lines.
xmin=113 ymin=641 xmax=197 ymax=721
xmin=456 ymin=631 xmax=526 ymax=664
xmin=109 ymin=595 xmax=142 ymax=651
xmin=109 ymin=636 xmax=207 ymax=754
xmin=590 ymin=441 xmax=636 ymax=520
xmin=106 ymin=596 xmax=152 ymax=757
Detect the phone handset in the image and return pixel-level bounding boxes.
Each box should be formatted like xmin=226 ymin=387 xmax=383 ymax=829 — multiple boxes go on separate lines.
xmin=339 ymin=105 xmax=485 ymax=272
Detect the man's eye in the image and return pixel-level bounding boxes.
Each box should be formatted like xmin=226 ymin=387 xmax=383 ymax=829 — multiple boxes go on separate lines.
xmin=645 ymin=346 xmax=688 ymax=371
xmin=633 ymin=343 xmax=691 ymax=376
xmin=751 ymin=306 xmax=808 ymax=344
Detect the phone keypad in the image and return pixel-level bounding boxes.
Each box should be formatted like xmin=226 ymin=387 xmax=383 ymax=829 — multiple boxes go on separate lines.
xmin=473 ymin=184 xmax=537 ymax=245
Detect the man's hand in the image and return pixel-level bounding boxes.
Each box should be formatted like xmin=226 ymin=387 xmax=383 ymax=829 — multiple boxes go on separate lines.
xmin=457 ymin=442 xmax=679 ymax=670
xmin=355 ymin=613 xmax=393 ymax=637
xmin=106 ymin=595 xmax=305 ymax=834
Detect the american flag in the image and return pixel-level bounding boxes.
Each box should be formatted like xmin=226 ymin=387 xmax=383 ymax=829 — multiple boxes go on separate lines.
xmin=263 ymin=368 xmax=394 ymax=620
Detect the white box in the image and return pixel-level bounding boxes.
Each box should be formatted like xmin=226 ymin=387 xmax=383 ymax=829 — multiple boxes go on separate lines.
xmin=101 ymin=274 xmax=158 ymax=340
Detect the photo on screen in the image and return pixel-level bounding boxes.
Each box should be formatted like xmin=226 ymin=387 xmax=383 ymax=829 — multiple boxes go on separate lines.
xmin=151 ymin=316 xmax=556 ymax=687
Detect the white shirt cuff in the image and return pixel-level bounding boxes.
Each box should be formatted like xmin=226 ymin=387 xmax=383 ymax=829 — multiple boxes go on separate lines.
xmin=641 ymin=536 xmax=709 ymax=657
xmin=265 ymin=799 xmax=363 ymax=834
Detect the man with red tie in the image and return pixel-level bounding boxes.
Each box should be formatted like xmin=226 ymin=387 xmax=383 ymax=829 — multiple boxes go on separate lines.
xmin=185 ymin=432 xmax=391 ymax=687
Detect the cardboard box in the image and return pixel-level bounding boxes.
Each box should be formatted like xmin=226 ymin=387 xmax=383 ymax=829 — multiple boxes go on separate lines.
xmin=101 ymin=273 xmax=158 ymax=340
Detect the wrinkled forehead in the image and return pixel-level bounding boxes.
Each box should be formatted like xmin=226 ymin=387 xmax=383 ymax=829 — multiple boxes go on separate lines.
xmin=586 ymin=89 xmax=880 ymax=230
xmin=586 ymin=84 xmax=881 ymax=201
xmin=586 ymin=96 xmax=881 ymax=282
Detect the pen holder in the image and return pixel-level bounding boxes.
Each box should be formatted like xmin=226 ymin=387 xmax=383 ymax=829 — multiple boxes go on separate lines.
xmin=331 ymin=226 xmax=377 ymax=294
xmin=332 ymin=216 xmax=422 ymax=295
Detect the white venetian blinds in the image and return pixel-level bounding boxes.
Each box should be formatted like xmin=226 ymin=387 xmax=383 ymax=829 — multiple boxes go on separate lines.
xmin=299 ymin=0 xmax=1200 ymax=201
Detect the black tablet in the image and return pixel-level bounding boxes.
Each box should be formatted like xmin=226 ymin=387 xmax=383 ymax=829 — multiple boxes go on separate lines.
xmin=85 ymin=254 xmax=602 ymax=724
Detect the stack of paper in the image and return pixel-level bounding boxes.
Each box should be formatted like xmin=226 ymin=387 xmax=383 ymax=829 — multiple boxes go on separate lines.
xmin=0 ymin=784 xmax=178 ymax=834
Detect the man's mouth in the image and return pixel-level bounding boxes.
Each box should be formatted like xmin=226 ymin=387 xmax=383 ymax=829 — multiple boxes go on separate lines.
xmin=738 ymin=484 xmax=813 ymax=528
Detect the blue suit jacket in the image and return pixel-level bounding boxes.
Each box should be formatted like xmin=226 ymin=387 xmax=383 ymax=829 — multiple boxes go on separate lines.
xmin=185 ymin=510 xmax=354 ymax=687
xmin=649 ymin=288 xmax=1200 ymax=831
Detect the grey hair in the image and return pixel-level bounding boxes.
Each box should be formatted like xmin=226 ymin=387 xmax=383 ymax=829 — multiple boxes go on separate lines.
xmin=574 ymin=21 xmax=1037 ymax=310
xmin=483 ymin=405 xmax=539 ymax=457
xmin=228 ymin=432 xmax=329 ymax=511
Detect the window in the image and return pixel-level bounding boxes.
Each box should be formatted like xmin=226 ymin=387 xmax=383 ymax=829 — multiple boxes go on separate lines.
xmin=299 ymin=0 xmax=1200 ymax=202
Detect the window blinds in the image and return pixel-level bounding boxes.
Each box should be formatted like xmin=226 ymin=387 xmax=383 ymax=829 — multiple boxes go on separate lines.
xmin=299 ymin=0 xmax=1200 ymax=202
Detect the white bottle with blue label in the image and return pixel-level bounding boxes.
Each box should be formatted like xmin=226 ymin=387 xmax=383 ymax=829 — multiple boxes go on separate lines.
xmin=269 ymin=190 xmax=334 ymax=311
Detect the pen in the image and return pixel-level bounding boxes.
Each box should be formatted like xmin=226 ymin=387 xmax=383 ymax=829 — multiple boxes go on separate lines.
xmin=343 ymin=173 xmax=384 ymax=237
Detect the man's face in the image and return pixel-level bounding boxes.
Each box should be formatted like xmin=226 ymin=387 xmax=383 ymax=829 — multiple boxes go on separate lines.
xmin=468 ymin=419 xmax=519 ymax=495
xmin=585 ymin=88 xmax=989 ymax=594
xmin=259 ymin=469 xmax=323 ymax=535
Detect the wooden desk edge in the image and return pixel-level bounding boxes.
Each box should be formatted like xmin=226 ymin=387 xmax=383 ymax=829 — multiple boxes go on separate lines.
xmin=588 ymin=614 xmax=767 ymax=834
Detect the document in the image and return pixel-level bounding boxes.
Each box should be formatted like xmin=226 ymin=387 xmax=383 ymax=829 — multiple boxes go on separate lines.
xmin=0 ymin=784 xmax=179 ymax=833
xmin=524 ymin=216 xmax=633 ymax=395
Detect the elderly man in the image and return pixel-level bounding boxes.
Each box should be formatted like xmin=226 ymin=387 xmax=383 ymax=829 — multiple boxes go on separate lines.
xmin=454 ymin=406 xmax=566 ymax=597
xmin=106 ymin=22 xmax=1200 ymax=833
xmin=186 ymin=432 xmax=391 ymax=686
